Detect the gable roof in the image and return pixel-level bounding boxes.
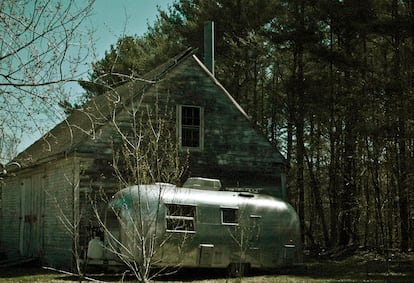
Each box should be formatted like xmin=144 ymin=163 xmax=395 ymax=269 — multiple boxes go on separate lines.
xmin=13 ymin=47 xmax=282 ymax=169
xmin=13 ymin=48 xmax=195 ymax=167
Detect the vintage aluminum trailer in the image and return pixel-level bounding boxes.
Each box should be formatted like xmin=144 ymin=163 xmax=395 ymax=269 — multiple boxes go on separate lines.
xmin=86 ymin=181 xmax=302 ymax=275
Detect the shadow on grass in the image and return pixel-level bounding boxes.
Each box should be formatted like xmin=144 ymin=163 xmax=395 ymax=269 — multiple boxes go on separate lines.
xmin=153 ymin=253 xmax=414 ymax=283
xmin=0 ymin=259 xmax=45 ymax=278
xmin=1 ymin=252 xmax=414 ymax=283
xmin=285 ymin=253 xmax=414 ymax=283
xmin=65 ymin=258 xmax=414 ymax=283
xmin=58 ymin=267 xmax=231 ymax=282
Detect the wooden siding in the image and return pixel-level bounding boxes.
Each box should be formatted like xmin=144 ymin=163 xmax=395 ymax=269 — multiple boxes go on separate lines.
xmin=1 ymin=177 xmax=20 ymax=261
xmin=72 ymin=55 xmax=285 ymax=197
xmin=167 ymin=57 xmax=285 ymax=197
xmin=1 ymin=157 xmax=81 ymax=268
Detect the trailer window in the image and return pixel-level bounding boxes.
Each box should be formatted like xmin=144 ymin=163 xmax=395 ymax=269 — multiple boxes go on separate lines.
xmin=165 ymin=204 xmax=196 ymax=232
xmin=221 ymin=208 xmax=239 ymax=225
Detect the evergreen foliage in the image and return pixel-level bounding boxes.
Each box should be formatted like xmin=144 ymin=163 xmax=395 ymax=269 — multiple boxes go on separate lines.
xmin=80 ymin=0 xmax=414 ymax=252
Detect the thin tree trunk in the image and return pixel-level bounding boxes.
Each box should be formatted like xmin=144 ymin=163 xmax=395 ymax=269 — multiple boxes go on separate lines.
xmin=392 ymin=0 xmax=409 ymax=252
xmin=305 ymin=149 xmax=329 ymax=247
xmin=366 ymin=137 xmax=385 ymax=248
xmin=292 ymin=0 xmax=306 ymax=246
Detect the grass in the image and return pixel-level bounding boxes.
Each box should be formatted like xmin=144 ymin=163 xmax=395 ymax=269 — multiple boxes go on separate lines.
xmin=1 ymin=251 xmax=413 ymax=282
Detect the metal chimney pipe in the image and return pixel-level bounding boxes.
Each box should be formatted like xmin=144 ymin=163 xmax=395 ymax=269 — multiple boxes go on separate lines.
xmin=204 ymin=21 xmax=214 ymax=76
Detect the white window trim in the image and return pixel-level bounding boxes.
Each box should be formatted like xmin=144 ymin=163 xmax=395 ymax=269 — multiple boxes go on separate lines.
xmin=220 ymin=207 xmax=239 ymax=226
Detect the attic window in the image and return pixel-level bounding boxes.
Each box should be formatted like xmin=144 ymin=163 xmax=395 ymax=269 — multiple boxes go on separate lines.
xmin=178 ymin=105 xmax=203 ymax=150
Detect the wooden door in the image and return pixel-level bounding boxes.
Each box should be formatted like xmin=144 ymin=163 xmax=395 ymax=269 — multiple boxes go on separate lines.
xmin=19 ymin=175 xmax=44 ymax=258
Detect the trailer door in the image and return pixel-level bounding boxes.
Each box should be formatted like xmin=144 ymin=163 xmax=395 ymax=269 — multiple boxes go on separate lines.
xmin=247 ymin=215 xmax=261 ymax=266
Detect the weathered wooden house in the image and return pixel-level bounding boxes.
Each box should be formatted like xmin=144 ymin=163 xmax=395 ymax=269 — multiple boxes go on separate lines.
xmin=0 ymin=46 xmax=286 ymax=268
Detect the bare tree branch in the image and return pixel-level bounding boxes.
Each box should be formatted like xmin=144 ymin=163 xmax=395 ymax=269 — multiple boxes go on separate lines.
xmin=0 ymin=0 xmax=95 ymax=162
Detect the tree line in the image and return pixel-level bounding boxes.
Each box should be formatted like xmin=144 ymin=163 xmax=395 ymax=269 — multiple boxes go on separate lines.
xmin=78 ymin=0 xmax=414 ymax=253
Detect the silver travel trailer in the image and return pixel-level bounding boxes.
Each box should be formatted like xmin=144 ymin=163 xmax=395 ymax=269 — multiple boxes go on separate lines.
xmin=86 ymin=180 xmax=302 ymax=275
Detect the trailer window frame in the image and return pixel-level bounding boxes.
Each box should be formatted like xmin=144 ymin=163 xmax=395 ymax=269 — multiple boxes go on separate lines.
xmin=165 ymin=203 xmax=197 ymax=233
xmin=221 ymin=207 xmax=239 ymax=225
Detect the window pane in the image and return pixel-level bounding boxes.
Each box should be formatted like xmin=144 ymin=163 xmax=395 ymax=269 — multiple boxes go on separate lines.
xmin=221 ymin=208 xmax=238 ymax=224
xmin=166 ymin=218 xmax=195 ymax=231
xmin=182 ymin=107 xmax=200 ymax=126
xmin=180 ymin=106 xmax=201 ymax=148
xmin=166 ymin=204 xmax=196 ymax=217
xmin=165 ymin=204 xmax=196 ymax=232
xmin=182 ymin=128 xmax=199 ymax=147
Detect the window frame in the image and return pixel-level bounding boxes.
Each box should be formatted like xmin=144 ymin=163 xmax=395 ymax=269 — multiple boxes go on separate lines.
xmin=165 ymin=203 xmax=197 ymax=233
xmin=221 ymin=207 xmax=239 ymax=226
xmin=177 ymin=105 xmax=204 ymax=151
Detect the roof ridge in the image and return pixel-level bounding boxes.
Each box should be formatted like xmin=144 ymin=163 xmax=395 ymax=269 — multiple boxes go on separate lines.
xmin=143 ymin=47 xmax=197 ymax=82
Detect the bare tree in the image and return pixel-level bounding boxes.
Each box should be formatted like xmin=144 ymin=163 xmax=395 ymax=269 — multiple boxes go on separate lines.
xmin=88 ymin=87 xmax=188 ymax=282
xmin=225 ymin=205 xmax=259 ymax=278
xmin=0 ymin=128 xmax=19 ymax=165
xmin=40 ymin=158 xmax=93 ymax=282
xmin=94 ymin=183 xmax=190 ymax=282
xmin=0 ymin=0 xmax=94 ymax=162
xmin=46 ymin=183 xmax=84 ymax=281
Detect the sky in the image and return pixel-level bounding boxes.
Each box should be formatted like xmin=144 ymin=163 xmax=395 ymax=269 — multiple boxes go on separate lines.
xmin=16 ymin=0 xmax=175 ymax=154
xmin=90 ymin=0 xmax=174 ymax=60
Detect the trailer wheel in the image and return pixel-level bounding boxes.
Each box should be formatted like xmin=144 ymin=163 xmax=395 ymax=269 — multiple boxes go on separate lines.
xmin=227 ymin=262 xmax=249 ymax=278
